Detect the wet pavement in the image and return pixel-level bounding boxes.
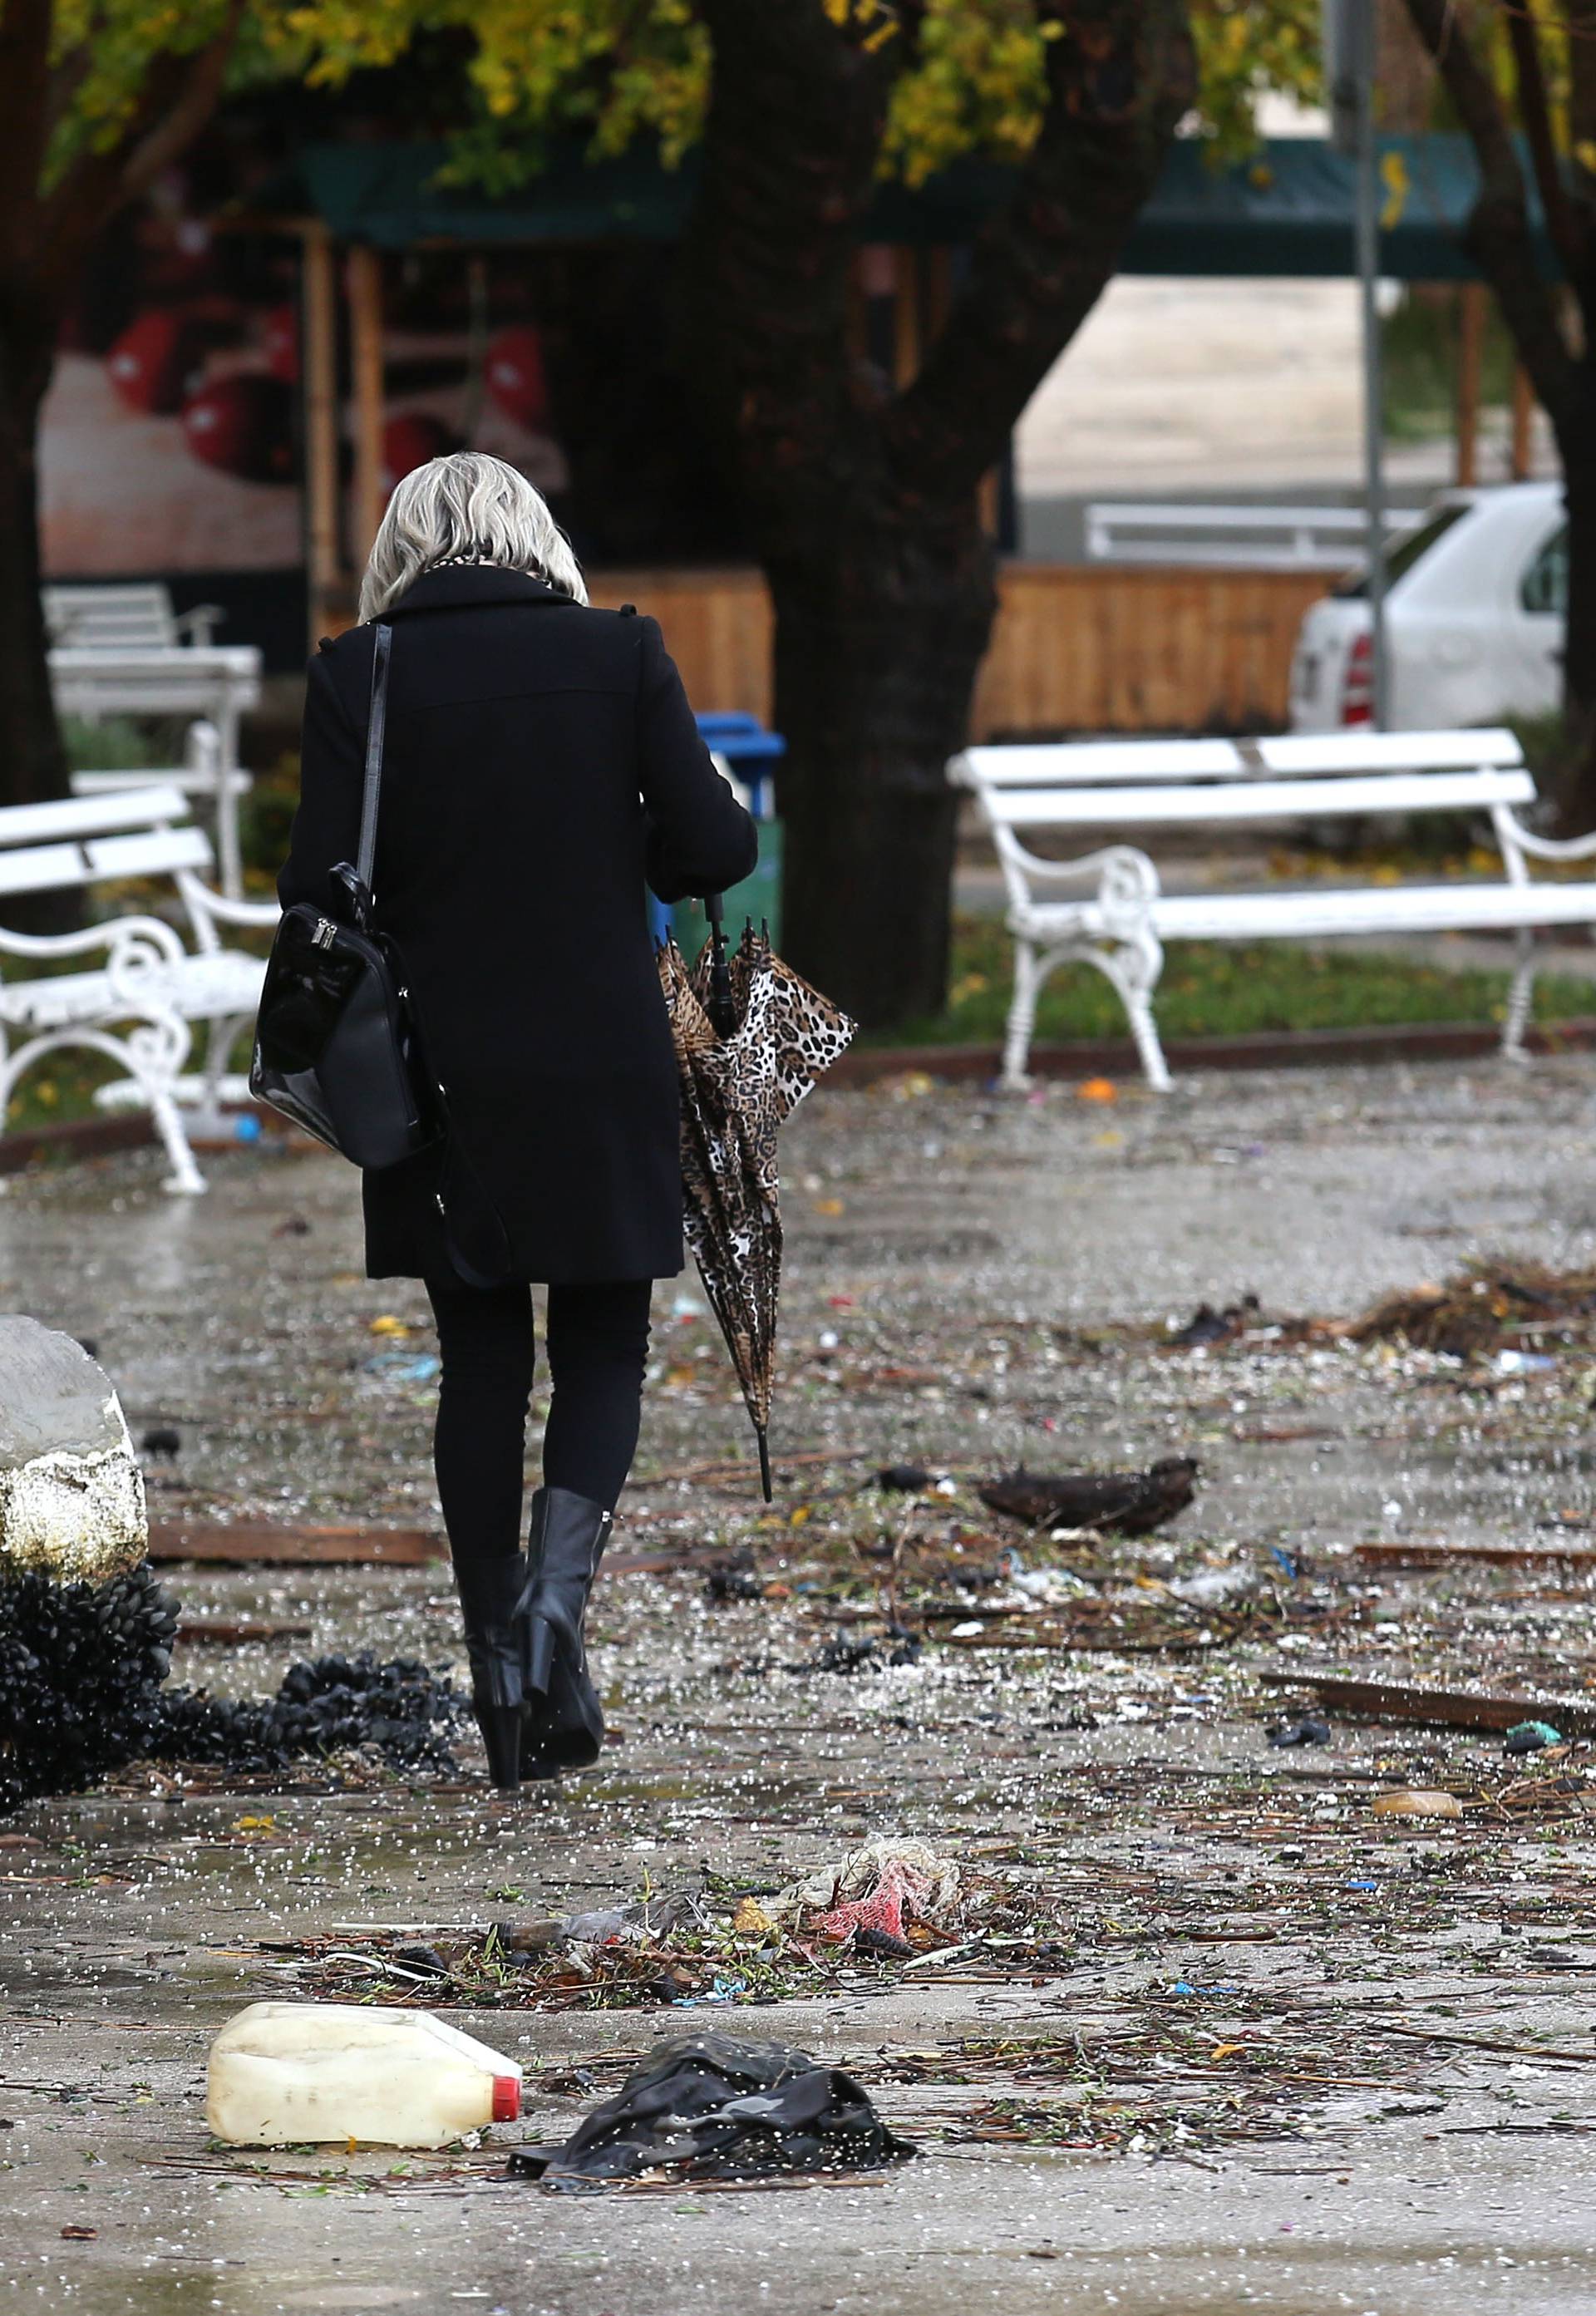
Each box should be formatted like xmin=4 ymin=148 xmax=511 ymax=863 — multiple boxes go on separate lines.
xmin=5 ymin=1060 xmax=1596 ymax=2313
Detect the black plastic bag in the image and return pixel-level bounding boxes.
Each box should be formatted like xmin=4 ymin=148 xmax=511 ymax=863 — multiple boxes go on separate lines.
xmin=509 ymin=2032 xmax=919 ymax=2190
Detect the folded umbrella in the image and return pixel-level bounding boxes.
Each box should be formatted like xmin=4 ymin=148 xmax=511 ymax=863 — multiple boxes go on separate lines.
xmin=658 ymin=907 xmax=855 ymax=1499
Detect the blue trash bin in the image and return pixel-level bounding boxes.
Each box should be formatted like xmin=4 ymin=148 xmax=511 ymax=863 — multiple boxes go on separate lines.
xmin=648 ymin=714 xmax=784 ymax=955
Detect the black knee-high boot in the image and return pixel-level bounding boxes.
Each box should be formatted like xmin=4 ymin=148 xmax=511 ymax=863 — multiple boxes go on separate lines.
xmin=454 ymin=1553 xmax=528 ymax=1793
xmin=515 ymin=1486 xmax=613 ymax=1774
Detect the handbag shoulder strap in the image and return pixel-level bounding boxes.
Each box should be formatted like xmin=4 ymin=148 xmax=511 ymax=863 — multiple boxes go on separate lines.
xmin=357 ymin=621 xmax=393 ymax=894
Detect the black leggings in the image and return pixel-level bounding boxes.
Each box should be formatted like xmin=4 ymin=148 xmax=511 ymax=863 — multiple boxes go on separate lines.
xmin=424 ymin=1274 xmax=653 ymax=1570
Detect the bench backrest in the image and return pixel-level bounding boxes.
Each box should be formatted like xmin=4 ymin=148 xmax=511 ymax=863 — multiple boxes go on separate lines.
xmin=981 ymin=765 xmax=1537 ymax=835
xmin=0 ymin=785 xmax=214 ymax=900
xmin=953 ymin=740 xmax=1246 ymax=788
xmin=42 ymin=584 xmax=181 ymax=652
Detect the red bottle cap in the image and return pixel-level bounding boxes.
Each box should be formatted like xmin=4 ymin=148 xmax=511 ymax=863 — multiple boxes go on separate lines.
xmin=492 ymin=2073 xmax=521 ymax=2123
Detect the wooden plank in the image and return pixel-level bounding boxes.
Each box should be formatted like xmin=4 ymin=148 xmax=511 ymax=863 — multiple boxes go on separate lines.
xmin=147 ymin=1521 xmax=446 ymax=1566
xmin=576 ymin=562 xmax=1322 ymax=739
xmin=1259 ymin=1669 xmax=1596 ymax=1737
xmin=302 ymin=222 xmax=342 ymax=650
xmin=347 ymin=244 xmax=386 ymax=570
xmin=1354 ymin=1540 xmax=1596 ymax=1570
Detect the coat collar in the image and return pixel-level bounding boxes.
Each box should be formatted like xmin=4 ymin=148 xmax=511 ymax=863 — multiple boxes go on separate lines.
xmin=383 ymin=565 xmax=568 ymax=618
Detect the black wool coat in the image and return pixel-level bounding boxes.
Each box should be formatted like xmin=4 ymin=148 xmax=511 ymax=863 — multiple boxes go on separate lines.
xmin=278 ymin=565 xmax=758 ymax=1284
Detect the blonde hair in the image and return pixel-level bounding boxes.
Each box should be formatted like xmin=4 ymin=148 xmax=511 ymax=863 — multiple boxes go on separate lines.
xmin=358 ymin=451 xmax=588 ymax=621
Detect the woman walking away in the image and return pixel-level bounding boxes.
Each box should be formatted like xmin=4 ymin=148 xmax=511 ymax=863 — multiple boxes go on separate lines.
xmin=278 ymin=451 xmax=757 ymax=1795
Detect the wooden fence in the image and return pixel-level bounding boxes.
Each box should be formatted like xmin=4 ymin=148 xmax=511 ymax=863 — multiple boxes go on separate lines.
xmin=587 ymin=562 xmax=1328 ymax=737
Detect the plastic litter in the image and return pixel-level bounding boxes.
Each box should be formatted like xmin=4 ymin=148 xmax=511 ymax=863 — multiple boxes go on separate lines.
xmin=1268 ymin=1715 xmax=1330 ymax=1749
xmin=507 ymin=2032 xmax=918 ymax=2188
xmin=1504 ymin=1719 xmax=1564 ymax=1755
xmin=766 ymin=1837 xmax=961 ymax=1945
xmin=207 ymin=2002 xmax=521 ymax=2147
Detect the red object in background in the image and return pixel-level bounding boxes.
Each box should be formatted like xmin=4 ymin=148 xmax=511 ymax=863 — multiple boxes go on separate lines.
xmin=1340 ymin=629 xmax=1374 ymax=727
xmin=106 ymin=309 xmax=208 ymax=415
xmin=260 ymin=303 xmax=299 ymax=384
xmin=484 ymin=327 xmax=549 ymax=431
xmin=181 ymin=373 xmax=294 ymax=484
xmin=383 ymin=412 xmax=461 ymax=490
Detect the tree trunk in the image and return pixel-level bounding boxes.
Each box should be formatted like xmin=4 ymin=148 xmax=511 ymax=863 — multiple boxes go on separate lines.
xmin=769 ymin=505 xmax=995 ymax=1027
xmin=1552 ymin=377 xmax=1596 ymax=830
xmin=0 ymin=279 xmax=68 ymax=830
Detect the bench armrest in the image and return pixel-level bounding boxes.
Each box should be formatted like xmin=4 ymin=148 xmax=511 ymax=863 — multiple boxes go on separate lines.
xmin=1495 ymin=808 xmax=1596 ymax=865
xmin=0 ymin=914 xmax=186 ymax=970
xmin=993 ymin=826 xmax=1160 ymax=937
xmin=173 ymin=870 xmax=280 ymax=952
xmin=174 ymin=604 xmax=224 ymax=645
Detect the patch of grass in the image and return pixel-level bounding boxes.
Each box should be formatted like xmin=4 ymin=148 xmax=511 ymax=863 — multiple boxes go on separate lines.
xmin=879 ymin=913 xmax=1596 ymax=1047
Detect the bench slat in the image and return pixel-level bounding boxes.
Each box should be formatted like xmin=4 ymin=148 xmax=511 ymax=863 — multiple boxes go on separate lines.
xmin=1147 ymin=884 xmax=1596 ymax=941
xmin=954 ymin=739 xmax=1245 ymax=787
xmin=0 ymin=845 xmax=91 ymax=897
xmin=987 ymin=767 xmax=1536 ymax=830
xmin=86 ymin=827 xmax=215 ymax=880
xmin=0 ymin=784 xmax=191 ymax=849
xmin=1255 ymin=727 xmax=1524 ymax=775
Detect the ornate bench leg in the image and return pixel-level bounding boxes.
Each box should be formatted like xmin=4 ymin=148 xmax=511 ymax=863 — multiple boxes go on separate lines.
xmin=1502 ymin=929 xmax=1536 ymax=1064
xmin=1001 ymin=939 xmax=1040 ymax=1091
xmin=124 ymin=1016 xmax=206 ymax=1194
xmin=1104 ymin=927 xmax=1171 ymax=1092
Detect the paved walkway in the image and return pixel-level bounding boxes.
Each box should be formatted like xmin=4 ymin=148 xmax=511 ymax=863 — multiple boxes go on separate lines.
xmin=4 ymin=1062 xmax=1596 ymax=2312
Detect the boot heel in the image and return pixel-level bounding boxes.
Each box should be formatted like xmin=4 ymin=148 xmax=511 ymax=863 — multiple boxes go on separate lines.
xmin=525 ymin=1616 xmax=557 ymax=1696
xmin=475 ymin=1703 xmax=523 ymax=1795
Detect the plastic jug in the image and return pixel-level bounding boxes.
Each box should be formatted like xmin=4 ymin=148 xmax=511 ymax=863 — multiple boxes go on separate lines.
xmin=206 ymin=2002 xmax=522 ymax=2148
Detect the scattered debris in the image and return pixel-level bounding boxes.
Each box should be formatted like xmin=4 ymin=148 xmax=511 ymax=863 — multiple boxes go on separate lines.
xmin=139 ymin=1426 xmax=182 ymax=1461
xmin=145 ymin=1522 xmax=446 ymax=1566
xmin=978 ymin=1456 xmax=1198 ymax=1536
xmin=1168 ymin=1295 xmax=1260 ymax=1349
xmin=876 ymin=1464 xmax=933 ymax=1493
xmin=1347 ymin=1259 xmax=1596 ymax=1357
xmin=1371 ymin=1788 xmax=1465 ymax=1821
xmin=1267 ymin=1716 xmax=1330 ymax=1750
xmin=1353 ymin=1540 xmax=1596 ymax=1571
xmin=1261 ymin=1671 xmax=1596 ymax=1739
xmin=1505 ymin=1720 xmax=1564 ymax=1756
xmin=767 ymin=1839 xmax=961 ymax=1947
xmin=509 ymin=2033 xmax=919 ymax=2189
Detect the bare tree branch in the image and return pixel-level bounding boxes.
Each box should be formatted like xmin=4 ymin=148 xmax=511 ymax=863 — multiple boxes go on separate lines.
xmin=37 ymin=1 xmax=247 ymax=279
xmin=884 ymin=0 xmax=1195 ymax=503
xmin=1403 ymin=0 xmax=1575 ymax=419
xmin=1504 ymin=0 xmax=1587 ymax=280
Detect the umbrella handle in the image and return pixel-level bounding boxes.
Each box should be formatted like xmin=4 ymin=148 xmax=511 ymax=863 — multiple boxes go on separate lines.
xmin=704 ymin=891 xmax=736 ymax=1039
xmin=757 ymin=1428 xmax=772 ymax=1505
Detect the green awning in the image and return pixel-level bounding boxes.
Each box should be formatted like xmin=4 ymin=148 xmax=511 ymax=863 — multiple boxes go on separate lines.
xmin=277 ymin=134 xmax=1556 ymax=283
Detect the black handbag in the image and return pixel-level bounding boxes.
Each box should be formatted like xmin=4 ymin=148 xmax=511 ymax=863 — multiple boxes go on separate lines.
xmin=250 ymin=623 xmax=437 ymax=1170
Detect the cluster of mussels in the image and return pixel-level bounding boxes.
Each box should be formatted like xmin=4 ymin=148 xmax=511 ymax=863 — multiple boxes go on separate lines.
xmin=0 ymin=1564 xmax=463 ymax=1816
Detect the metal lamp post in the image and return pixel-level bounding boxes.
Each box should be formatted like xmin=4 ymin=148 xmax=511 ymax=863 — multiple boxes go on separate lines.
xmin=1327 ymin=0 xmax=1389 ymax=727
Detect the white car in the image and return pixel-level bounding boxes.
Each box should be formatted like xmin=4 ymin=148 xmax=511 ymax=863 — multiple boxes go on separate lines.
xmin=1288 ymin=480 xmax=1567 ymax=732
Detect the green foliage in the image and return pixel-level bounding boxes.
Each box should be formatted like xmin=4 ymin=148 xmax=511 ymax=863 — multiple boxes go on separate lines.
xmin=32 ymin=1 xmax=1319 ymax=207
xmin=880 ymin=910 xmax=1596 ymax=1046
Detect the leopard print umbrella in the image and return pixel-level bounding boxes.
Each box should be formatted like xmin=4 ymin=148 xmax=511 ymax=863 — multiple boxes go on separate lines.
xmin=658 ymin=924 xmax=856 ymax=1499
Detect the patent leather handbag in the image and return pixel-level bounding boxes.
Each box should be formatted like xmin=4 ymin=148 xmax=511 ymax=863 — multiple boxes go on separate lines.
xmin=250 ymin=623 xmax=439 ymax=1170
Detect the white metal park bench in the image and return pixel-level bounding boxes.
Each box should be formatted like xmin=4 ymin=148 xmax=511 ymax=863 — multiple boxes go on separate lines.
xmin=948 ymin=729 xmax=1596 ymax=1092
xmin=49 ymin=635 xmax=263 ymax=899
xmin=0 ymin=786 xmax=278 ymax=1192
xmin=42 ymin=584 xmax=225 ymax=652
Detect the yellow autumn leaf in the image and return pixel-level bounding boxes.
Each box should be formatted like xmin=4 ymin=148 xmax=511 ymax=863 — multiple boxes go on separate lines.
xmin=1209 ymin=2041 xmax=1244 ymax=2062
xmin=369 ymin=1314 xmax=411 ymax=1337
xmin=1380 ymin=150 xmax=1410 ymax=232
xmin=813 ymin=1196 xmax=845 ymax=1216
xmin=733 ymin=1896 xmax=775 ymax=1935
